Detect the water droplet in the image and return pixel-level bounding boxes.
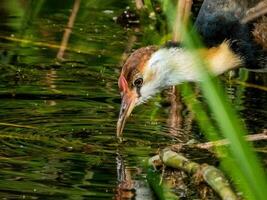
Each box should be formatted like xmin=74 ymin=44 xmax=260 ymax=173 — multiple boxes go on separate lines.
xmin=68 ymin=146 xmax=73 ymax=150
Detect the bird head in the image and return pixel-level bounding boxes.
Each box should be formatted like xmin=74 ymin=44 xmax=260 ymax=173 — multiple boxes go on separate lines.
xmin=116 ymin=46 xmax=159 ymax=137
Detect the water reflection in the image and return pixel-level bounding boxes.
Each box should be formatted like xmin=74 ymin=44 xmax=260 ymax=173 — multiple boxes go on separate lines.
xmin=115 ymin=152 xmax=155 ymax=199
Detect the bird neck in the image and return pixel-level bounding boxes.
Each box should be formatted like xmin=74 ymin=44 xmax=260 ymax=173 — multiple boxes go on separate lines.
xmin=147 ymin=41 xmax=242 ymax=87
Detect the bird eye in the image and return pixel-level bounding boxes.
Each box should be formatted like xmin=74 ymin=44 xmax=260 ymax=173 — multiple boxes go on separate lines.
xmin=133 ymin=78 xmax=143 ymax=88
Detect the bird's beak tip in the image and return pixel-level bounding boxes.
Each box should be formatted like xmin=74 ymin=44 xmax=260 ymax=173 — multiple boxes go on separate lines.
xmin=116 ymin=93 xmax=136 ymax=138
xmin=116 ymin=118 xmax=124 ymax=137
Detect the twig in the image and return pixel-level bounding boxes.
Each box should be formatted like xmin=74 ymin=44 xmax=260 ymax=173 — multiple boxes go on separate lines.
xmin=135 ymin=0 xmax=145 ymax=10
xmin=0 ymin=35 xmax=93 ymax=55
xmin=0 ymin=122 xmax=36 ymax=129
xmin=172 ymin=129 xmax=267 ymax=150
xmin=232 ymin=79 xmax=267 ymax=92
xmin=183 ymin=0 xmax=193 ymax=26
xmin=173 ymin=0 xmax=185 ymax=42
xmin=173 ymin=0 xmax=193 ymax=42
xmin=0 ymin=35 xmax=62 ymax=50
xmin=241 ymin=0 xmax=267 ymax=24
xmin=149 ymin=149 xmax=238 ymax=200
xmin=57 ymin=0 xmax=81 ymax=60
xmin=196 ymin=130 xmax=267 ymax=149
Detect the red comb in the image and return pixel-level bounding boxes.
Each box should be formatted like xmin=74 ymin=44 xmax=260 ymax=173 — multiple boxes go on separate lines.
xmin=118 ymin=75 xmax=128 ymax=93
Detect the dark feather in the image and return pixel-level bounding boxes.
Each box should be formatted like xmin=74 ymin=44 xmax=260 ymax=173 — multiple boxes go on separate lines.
xmin=194 ymin=0 xmax=267 ymax=68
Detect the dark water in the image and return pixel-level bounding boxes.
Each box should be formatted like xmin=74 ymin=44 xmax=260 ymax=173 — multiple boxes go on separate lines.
xmin=0 ymin=0 xmax=266 ymax=199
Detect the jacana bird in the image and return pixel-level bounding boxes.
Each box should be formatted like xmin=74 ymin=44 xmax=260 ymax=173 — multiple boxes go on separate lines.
xmin=117 ymin=0 xmax=267 ymax=137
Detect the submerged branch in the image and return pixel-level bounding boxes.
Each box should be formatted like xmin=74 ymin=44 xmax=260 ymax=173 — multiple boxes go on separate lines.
xmin=149 ymin=149 xmax=238 ymax=200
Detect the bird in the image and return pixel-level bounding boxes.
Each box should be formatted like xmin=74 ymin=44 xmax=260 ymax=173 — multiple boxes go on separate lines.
xmin=116 ymin=0 xmax=267 ymax=137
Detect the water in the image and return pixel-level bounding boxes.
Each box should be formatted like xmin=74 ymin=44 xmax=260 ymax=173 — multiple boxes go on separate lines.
xmin=0 ymin=0 xmax=266 ymax=199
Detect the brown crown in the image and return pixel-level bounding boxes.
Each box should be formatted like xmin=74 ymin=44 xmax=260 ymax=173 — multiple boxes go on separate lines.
xmin=120 ymin=46 xmax=158 ymax=89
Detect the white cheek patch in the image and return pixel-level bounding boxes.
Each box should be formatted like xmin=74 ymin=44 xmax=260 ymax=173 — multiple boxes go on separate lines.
xmin=137 ymin=47 xmax=205 ymax=105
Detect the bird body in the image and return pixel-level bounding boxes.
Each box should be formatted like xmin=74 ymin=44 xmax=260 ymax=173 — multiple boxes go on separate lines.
xmin=117 ymin=0 xmax=267 ymax=136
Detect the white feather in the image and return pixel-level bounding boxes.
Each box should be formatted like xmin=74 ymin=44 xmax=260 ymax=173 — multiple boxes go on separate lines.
xmin=136 ymin=44 xmax=241 ymax=105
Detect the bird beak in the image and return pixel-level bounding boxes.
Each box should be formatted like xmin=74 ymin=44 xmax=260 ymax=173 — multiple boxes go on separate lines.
xmin=116 ymin=92 xmax=136 ymax=137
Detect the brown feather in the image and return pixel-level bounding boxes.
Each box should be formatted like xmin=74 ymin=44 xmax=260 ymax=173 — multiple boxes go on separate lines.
xmin=121 ymin=46 xmax=158 ymax=88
